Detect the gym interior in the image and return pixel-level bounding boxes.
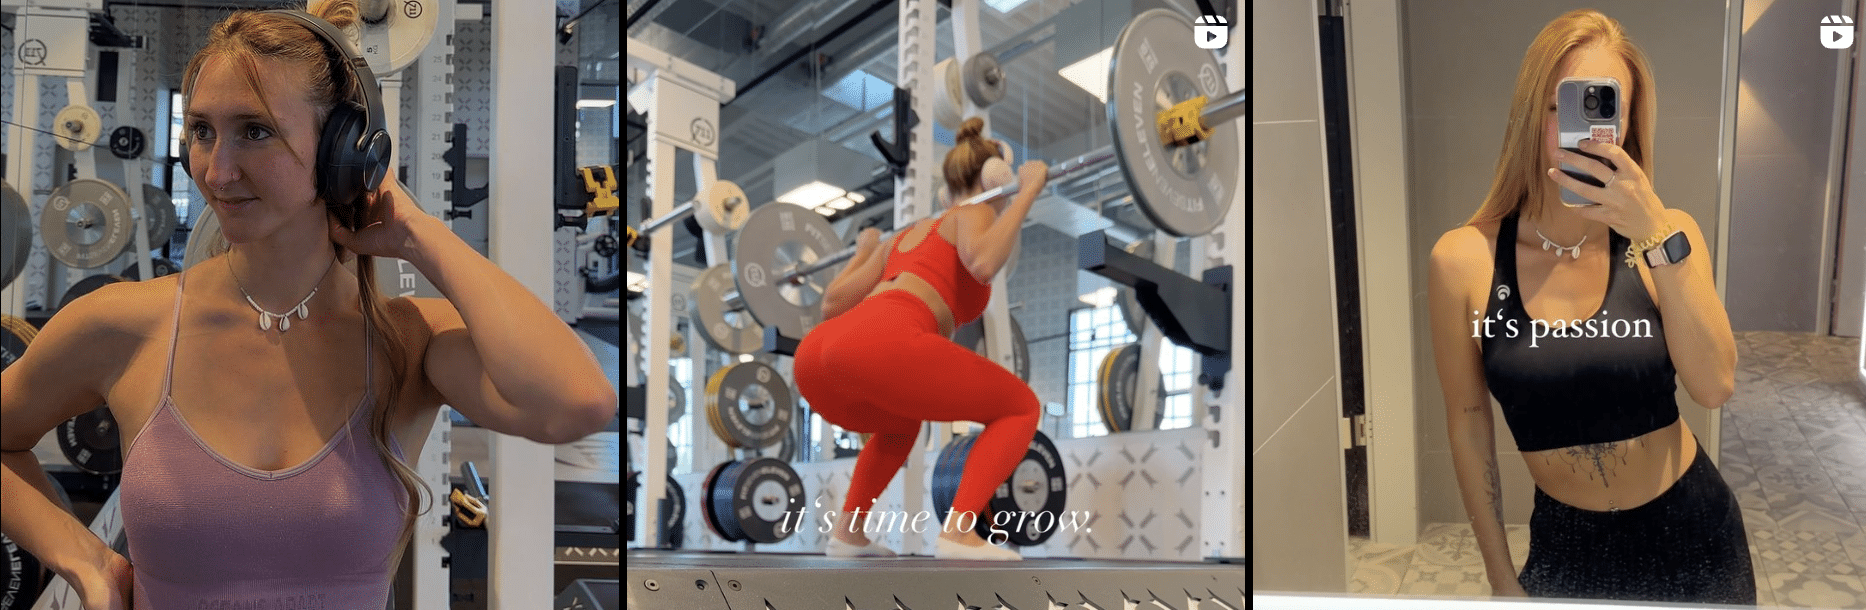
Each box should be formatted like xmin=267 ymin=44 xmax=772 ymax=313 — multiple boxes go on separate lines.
xmin=626 ymin=0 xmax=1245 ymax=606
xmin=1256 ymin=1 xmax=1866 ymax=609
xmin=0 ymin=0 xmax=622 ymax=606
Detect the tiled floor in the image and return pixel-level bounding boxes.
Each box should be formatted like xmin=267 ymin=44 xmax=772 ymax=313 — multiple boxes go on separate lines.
xmin=1350 ymin=332 xmax=1866 ymax=608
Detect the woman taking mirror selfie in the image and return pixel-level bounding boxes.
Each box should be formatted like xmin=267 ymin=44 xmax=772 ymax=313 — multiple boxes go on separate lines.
xmin=1426 ymin=9 xmax=1751 ymax=603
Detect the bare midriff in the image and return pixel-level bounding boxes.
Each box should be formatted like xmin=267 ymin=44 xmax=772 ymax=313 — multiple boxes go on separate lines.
xmin=1520 ymin=417 xmax=1696 ymax=512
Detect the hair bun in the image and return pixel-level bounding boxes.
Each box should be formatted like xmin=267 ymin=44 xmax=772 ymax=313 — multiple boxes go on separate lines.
xmin=958 ymin=117 xmax=985 ymax=141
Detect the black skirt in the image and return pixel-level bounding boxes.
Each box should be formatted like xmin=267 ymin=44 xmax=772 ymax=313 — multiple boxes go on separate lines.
xmin=1518 ymin=440 xmax=1756 ymax=605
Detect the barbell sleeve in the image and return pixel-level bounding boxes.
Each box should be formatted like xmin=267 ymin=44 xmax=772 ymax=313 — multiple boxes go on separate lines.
xmin=1202 ymin=89 xmax=1247 ymax=129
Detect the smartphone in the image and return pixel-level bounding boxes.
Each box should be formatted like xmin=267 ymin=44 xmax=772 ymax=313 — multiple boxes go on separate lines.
xmin=1556 ymin=77 xmax=1622 ymax=207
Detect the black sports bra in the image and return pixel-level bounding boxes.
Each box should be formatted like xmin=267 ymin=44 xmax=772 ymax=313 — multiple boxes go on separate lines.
xmin=1479 ymin=212 xmax=1678 ymax=452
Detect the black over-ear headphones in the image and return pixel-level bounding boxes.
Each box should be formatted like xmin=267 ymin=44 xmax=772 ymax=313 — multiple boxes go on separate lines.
xmin=182 ymin=10 xmax=390 ymax=223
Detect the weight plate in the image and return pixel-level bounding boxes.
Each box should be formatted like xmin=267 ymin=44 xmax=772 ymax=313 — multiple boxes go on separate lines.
xmin=1 ymin=182 xmax=29 ymax=291
xmin=691 ymin=265 xmax=764 ymax=355
xmin=703 ymin=361 xmax=795 ymax=449
xmin=693 ymin=180 xmax=750 ymax=234
xmin=989 ymin=430 xmax=1065 ymax=546
xmin=931 ymin=431 xmax=1065 ymax=546
xmin=347 ymin=0 xmax=437 ymax=75
xmin=951 ymin=315 xmax=1030 ymax=382
xmin=122 ymin=257 xmax=180 ymax=281
xmin=1107 ymin=9 xmax=1239 ymax=237
xmin=40 ymin=179 xmax=136 ymax=269
xmin=52 ymin=105 xmax=101 ymax=151
xmin=143 ymin=184 xmax=178 ymax=247
xmin=59 ymin=274 xmax=128 ymax=311
xmin=661 ymin=475 xmax=685 ymax=549
xmin=706 ymin=457 xmax=805 ymax=544
xmin=763 ymin=428 xmax=797 ymax=462
xmin=0 ymin=315 xmax=37 ymax=374
xmin=109 ymin=126 xmax=146 ymax=160
xmin=933 ymin=57 xmax=964 ymax=131
xmin=1098 ymin=343 xmax=1165 ymax=434
xmin=2 ymin=533 xmax=47 ymax=610
xmin=701 ymin=460 xmax=741 ymax=542
xmin=58 ymin=405 xmax=122 ymax=476
xmin=963 ymin=52 xmax=1007 ymax=107
xmin=1118 ymin=239 xmax=1155 ymax=336
xmin=731 ymin=203 xmax=842 ymax=341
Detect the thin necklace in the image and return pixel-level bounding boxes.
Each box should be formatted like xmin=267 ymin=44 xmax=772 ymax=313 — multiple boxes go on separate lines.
xmin=1531 ymin=219 xmax=1586 ymax=260
xmin=227 ymin=253 xmax=337 ymax=332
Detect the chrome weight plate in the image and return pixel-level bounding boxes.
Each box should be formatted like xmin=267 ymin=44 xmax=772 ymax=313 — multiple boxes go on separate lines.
xmin=731 ymin=203 xmax=843 ymax=340
xmin=703 ymin=361 xmax=796 ymax=450
xmin=951 ymin=315 xmax=1030 ymax=382
xmin=1098 ymin=343 xmax=1165 ymax=434
xmin=1107 ymin=9 xmax=1239 ymax=237
xmin=1 ymin=182 xmax=30 ymax=291
xmin=40 ymin=179 xmax=135 ymax=269
xmin=963 ymin=52 xmax=1007 ymax=107
xmin=691 ymin=264 xmax=764 ymax=355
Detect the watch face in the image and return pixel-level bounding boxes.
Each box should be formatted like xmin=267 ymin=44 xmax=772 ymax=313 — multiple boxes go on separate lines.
xmin=1663 ymin=232 xmax=1691 ymax=261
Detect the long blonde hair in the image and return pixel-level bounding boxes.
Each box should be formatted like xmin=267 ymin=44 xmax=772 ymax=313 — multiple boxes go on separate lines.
xmin=1466 ymin=9 xmax=1657 ymax=227
xmin=180 ymin=0 xmax=431 ymax=574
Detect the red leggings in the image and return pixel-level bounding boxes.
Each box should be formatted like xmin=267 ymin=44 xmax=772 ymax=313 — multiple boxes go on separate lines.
xmin=793 ymin=290 xmax=1039 ymax=531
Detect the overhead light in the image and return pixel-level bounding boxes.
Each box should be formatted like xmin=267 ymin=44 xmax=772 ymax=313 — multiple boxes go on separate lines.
xmin=1078 ymin=286 xmax=1118 ymax=308
xmin=826 ymin=196 xmax=856 ymax=210
xmin=775 ymin=138 xmax=876 ymax=209
xmin=778 ymin=181 xmax=848 ymax=208
xmin=578 ymin=99 xmax=618 ymax=108
xmin=1057 ymin=47 xmax=1113 ymax=104
xmin=985 ymin=0 xmax=1032 ymax=12
xmin=813 ymin=206 xmax=837 ymax=216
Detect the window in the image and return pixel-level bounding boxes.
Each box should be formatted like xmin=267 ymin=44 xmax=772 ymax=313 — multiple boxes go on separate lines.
xmin=1066 ymin=304 xmax=1196 ymax=439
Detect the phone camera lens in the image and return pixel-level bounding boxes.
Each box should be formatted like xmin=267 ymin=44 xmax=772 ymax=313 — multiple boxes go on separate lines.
xmin=1584 ymin=95 xmax=1599 ymax=111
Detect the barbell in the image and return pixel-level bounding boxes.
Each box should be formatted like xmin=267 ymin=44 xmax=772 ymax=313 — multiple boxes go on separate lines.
xmin=674 ymin=9 xmax=1240 ymax=355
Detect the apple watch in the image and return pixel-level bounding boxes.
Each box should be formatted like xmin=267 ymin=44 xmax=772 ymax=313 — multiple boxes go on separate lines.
xmin=1644 ymin=231 xmax=1691 ymax=267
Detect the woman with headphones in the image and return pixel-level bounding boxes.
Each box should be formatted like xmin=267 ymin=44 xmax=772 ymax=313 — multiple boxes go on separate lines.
xmin=0 ymin=2 xmax=615 ymax=607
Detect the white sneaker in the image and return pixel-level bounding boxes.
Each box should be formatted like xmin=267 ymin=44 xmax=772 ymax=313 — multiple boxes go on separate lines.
xmin=825 ymin=535 xmax=898 ymax=558
xmin=934 ymin=536 xmax=1022 ymax=561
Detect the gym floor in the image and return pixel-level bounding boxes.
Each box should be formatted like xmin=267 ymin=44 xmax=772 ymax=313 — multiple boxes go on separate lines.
xmin=627 ymin=550 xmax=1246 ymax=606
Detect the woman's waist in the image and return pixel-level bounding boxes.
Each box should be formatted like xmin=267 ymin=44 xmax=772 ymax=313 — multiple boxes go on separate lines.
xmin=863 ymin=273 xmax=957 ymax=336
xmin=1520 ymin=419 xmax=1698 ymax=512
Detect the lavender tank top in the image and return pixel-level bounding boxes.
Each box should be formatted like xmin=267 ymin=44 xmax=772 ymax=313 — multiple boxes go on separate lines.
xmin=120 ymin=267 xmax=407 ymax=608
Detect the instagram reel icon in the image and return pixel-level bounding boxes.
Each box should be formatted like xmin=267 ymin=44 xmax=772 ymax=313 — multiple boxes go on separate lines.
xmin=1822 ymin=15 xmax=1855 ymax=49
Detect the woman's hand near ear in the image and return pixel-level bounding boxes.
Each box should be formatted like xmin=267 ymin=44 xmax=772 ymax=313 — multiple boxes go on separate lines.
xmin=327 ymin=164 xmax=437 ymax=262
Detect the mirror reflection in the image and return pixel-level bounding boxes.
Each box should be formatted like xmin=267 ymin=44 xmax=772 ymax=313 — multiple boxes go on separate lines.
xmin=1253 ymin=1 xmax=1866 ymax=607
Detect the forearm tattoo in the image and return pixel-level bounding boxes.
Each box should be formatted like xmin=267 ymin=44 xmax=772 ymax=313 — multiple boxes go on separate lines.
xmin=1544 ymin=439 xmax=1641 ymax=488
xmin=1484 ymin=457 xmax=1504 ymax=525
